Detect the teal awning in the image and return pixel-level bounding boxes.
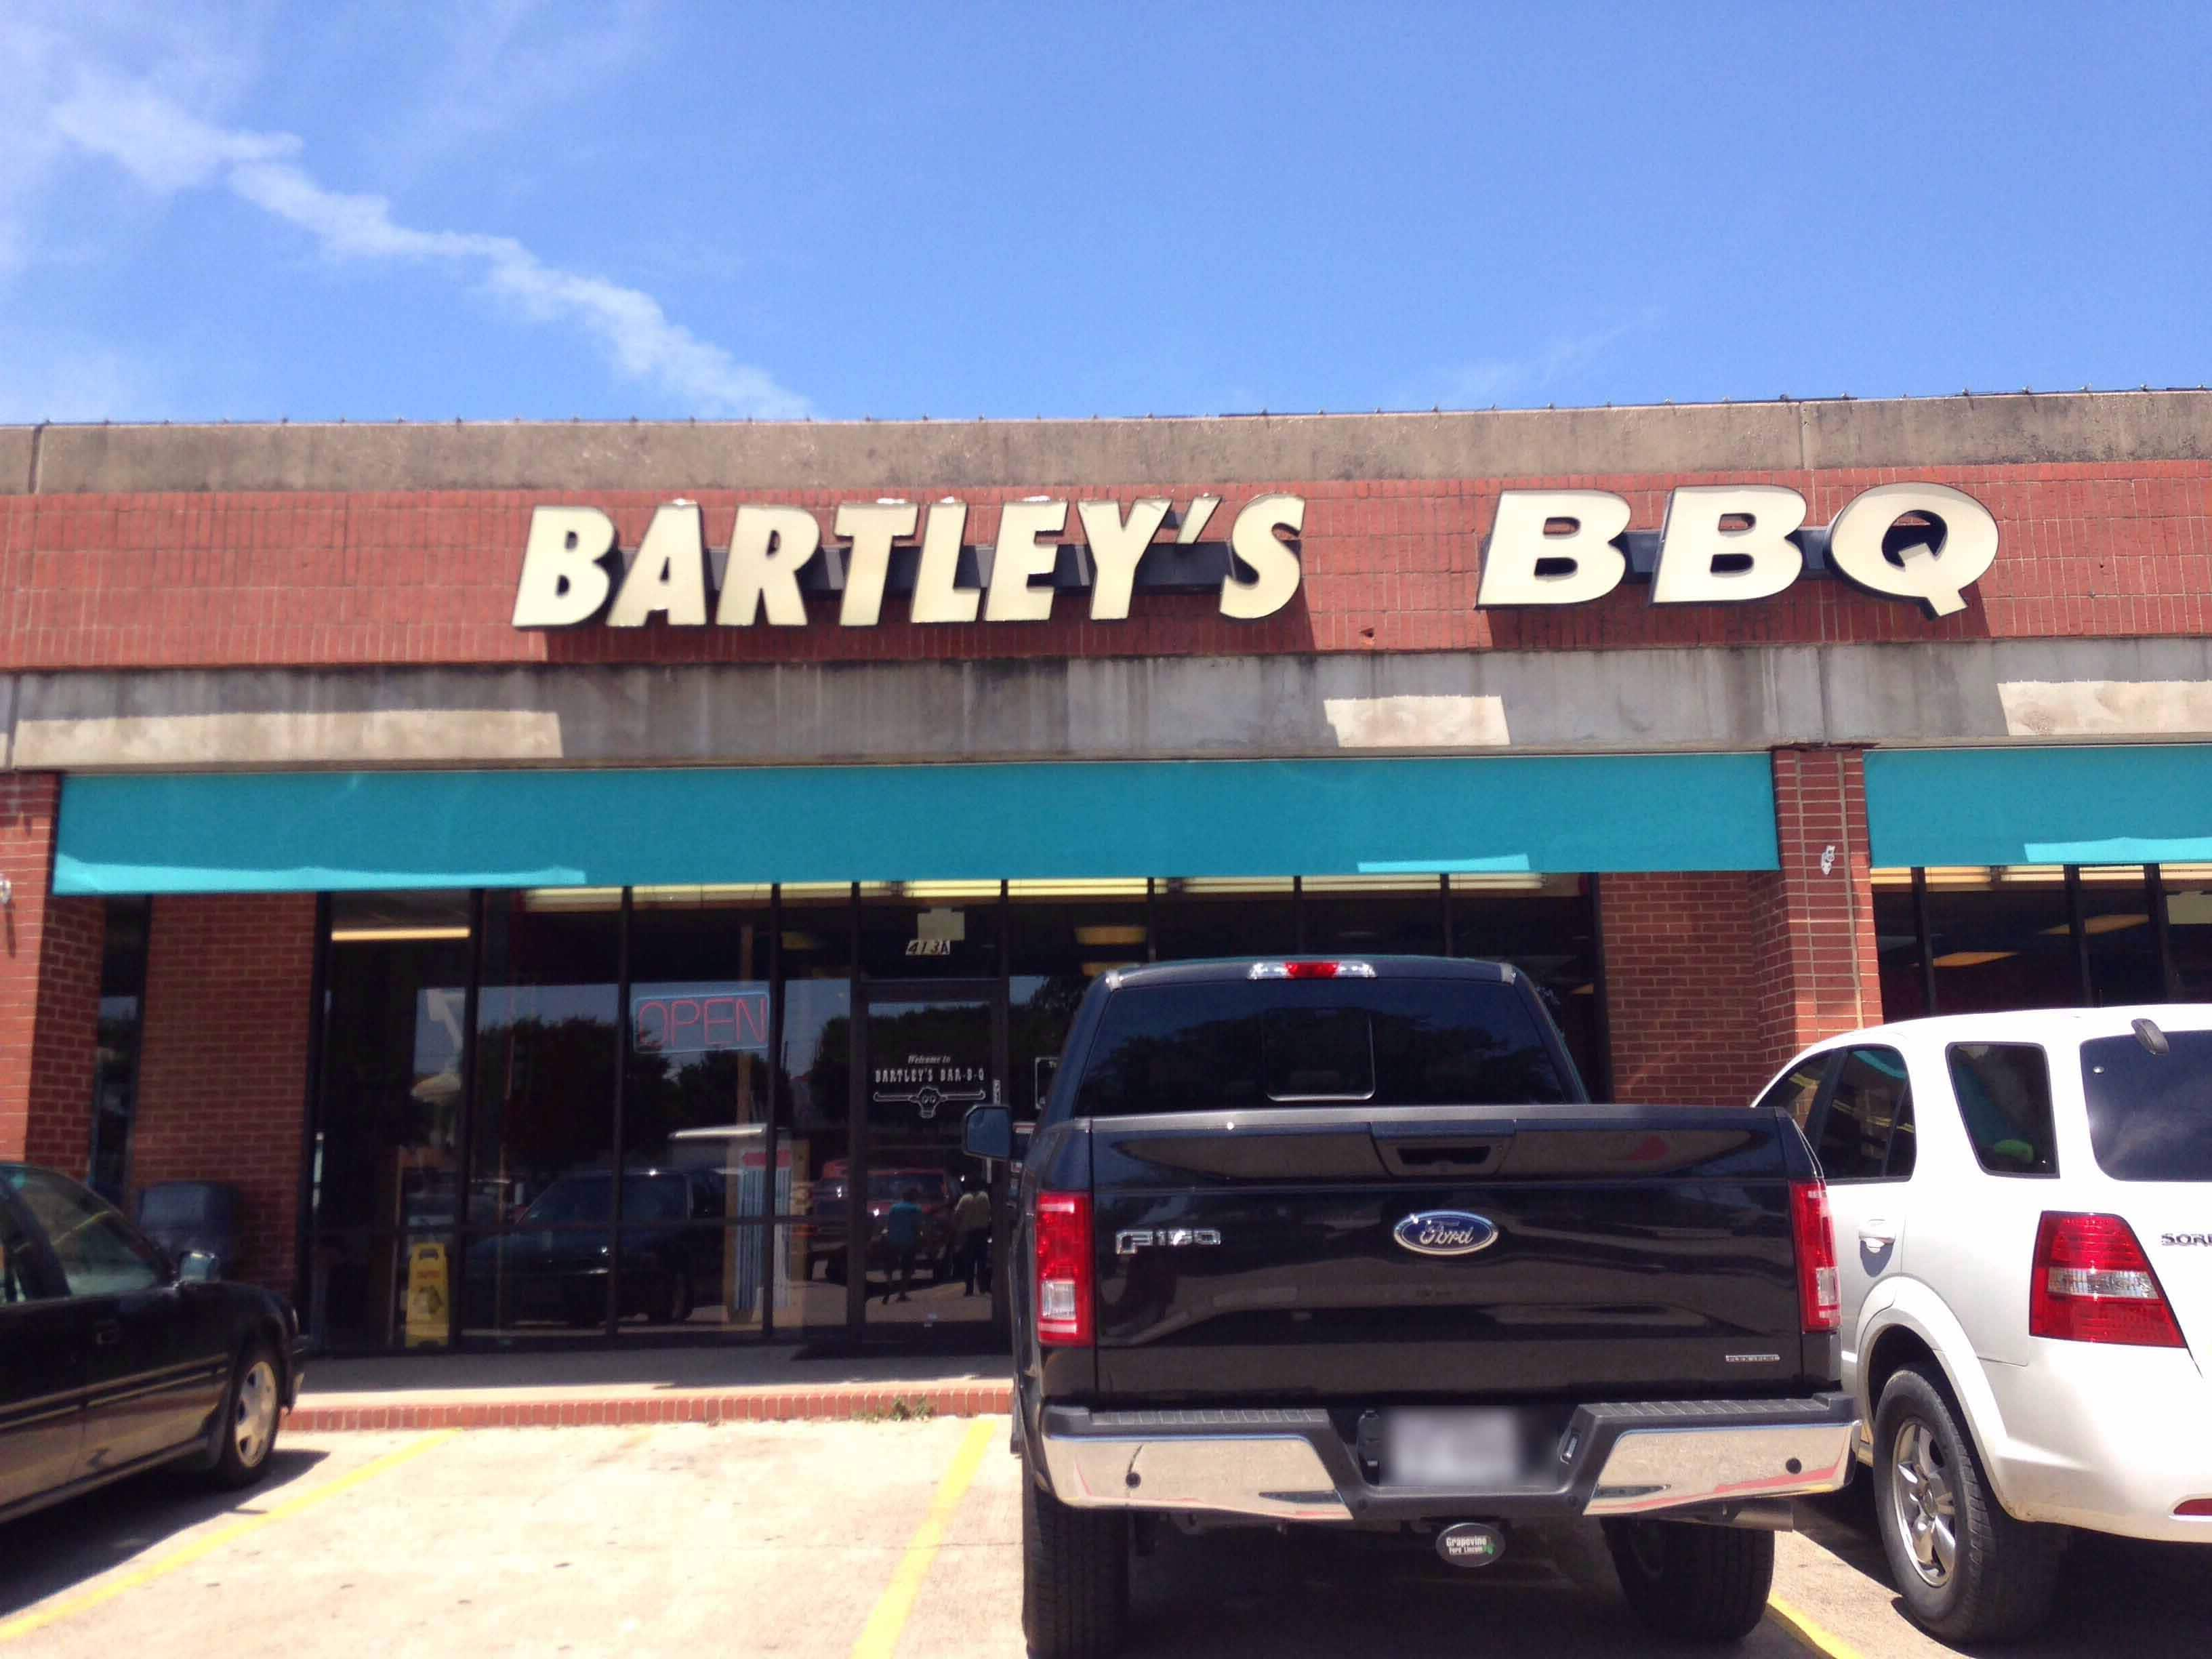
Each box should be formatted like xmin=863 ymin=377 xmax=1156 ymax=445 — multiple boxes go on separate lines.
xmin=1867 ymin=745 xmax=2212 ymax=868
xmin=53 ymin=755 xmax=1779 ymax=895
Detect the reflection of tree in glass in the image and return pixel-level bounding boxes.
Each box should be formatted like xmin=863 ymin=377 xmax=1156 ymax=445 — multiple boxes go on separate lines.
xmin=474 ymin=1015 xmax=618 ymax=1183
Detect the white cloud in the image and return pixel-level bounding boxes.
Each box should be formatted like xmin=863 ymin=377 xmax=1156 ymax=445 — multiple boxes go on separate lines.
xmin=1437 ymin=312 xmax=1658 ymax=409
xmin=1 ymin=7 xmax=806 ymax=419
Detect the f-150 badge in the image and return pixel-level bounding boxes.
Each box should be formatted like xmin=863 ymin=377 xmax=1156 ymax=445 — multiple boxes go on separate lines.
xmin=1393 ymin=1211 xmax=1500 ymax=1256
xmin=1115 ymin=1228 xmax=1222 ymax=1255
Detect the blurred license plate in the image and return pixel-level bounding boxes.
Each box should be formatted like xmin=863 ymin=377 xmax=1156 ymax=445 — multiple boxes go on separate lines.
xmin=1387 ymin=1410 xmax=1522 ymax=1488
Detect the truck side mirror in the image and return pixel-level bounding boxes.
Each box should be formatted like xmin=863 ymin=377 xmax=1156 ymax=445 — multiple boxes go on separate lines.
xmin=963 ymin=1105 xmax=1015 ymax=1162
xmin=177 ymin=1250 xmax=221 ymax=1284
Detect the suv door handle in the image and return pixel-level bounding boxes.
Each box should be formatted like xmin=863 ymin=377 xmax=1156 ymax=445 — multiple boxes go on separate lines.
xmin=1859 ymin=1221 xmax=1896 ymax=1247
xmin=93 ymin=1319 xmax=123 ymax=1348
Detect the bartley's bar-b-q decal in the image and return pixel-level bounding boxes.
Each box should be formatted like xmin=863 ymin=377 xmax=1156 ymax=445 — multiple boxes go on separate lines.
xmin=510 ymin=480 xmax=1998 ymax=630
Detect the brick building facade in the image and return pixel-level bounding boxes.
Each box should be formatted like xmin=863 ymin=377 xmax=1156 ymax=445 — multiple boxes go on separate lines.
xmin=3 ymin=392 xmax=2209 ymax=1346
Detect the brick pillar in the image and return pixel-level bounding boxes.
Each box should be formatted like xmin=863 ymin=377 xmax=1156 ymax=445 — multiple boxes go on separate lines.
xmin=133 ymin=894 xmax=319 ymax=1294
xmin=0 ymin=773 xmax=103 ymax=1169
xmin=1599 ymin=872 xmax=1773 ymax=1105
xmin=1747 ymin=747 xmax=1885 ymax=1071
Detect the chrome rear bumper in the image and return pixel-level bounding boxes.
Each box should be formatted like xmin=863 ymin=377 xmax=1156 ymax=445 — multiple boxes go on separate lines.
xmin=1037 ymin=1395 xmax=1858 ymax=1525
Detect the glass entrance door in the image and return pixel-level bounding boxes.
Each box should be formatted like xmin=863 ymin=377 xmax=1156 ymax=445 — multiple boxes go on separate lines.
xmin=851 ymin=981 xmax=1004 ymax=1341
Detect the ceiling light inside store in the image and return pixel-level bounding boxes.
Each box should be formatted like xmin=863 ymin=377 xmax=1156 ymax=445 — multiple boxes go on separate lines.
xmin=331 ymin=926 xmax=472 ymax=944
xmin=1933 ymin=950 xmax=2020 ymax=968
xmin=2041 ymin=915 xmax=2149 ymax=937
xmin=2167 ymin=892 xmax=2212 ymax=926
xmin=1073 ymin=925 xmax=1147 ymax=947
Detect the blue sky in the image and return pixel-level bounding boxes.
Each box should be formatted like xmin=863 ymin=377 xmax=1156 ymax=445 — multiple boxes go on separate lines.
xmin=4 ymin=2 xmax=2207 ymax=425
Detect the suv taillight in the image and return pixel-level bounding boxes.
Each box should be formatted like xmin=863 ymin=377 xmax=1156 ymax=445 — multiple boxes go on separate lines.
xmin=2030 ymin=1212 xmax=2184 ymax=1348
xmin=1034 ymin=1191 xmax=1094 ymax=1347
xmin=1790 ymin=1180 xmax=1841 ymax=1334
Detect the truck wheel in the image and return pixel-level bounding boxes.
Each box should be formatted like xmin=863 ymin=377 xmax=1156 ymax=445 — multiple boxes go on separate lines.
xmin=1021 ymin=1458 xmax=1128 ymax=1659
xmin=203 ymin=1340 xmax=283 ymax=1491
xmin=1873 ymin=1362 xmax=2064 ymax=1642
xmin=1603 ymin=1517 xmax=1773 ymax=1642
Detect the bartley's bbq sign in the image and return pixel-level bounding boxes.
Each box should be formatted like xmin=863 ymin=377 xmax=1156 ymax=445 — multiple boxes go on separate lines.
xmin=510 ymin=480 xmax=2000 ymax=631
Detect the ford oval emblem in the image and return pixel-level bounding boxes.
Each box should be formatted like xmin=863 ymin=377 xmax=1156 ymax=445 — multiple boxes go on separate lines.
xmin=1393 ymin=1210 xmax=1499 ymax=1256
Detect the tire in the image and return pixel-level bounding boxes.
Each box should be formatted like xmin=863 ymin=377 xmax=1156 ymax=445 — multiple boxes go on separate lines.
xmin=1603 ymin=1517 xmax=1774 ymax=1643
xmin=203 ymin=1340 xmax=283 ymax=1491
xmin=1021 ymin=1456 xmax=1128 ymax=1659
xmin=1872 ymin=1361 xmax=2064 ymax=1643
xmin=650 ymin=1268 xmax=695 ymax=1326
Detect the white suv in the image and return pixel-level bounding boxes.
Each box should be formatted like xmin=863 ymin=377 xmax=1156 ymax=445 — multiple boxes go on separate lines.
xmin=1754 ymin=1007 xmax=2212 ymax=1642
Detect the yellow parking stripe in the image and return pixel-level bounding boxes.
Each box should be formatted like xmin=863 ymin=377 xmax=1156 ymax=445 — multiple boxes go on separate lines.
xmin=1767 ymin=1593 xmax=1870 ymax=1659
xmin=850 ymin=1418 xmax=998 ymax=1659
xmin=0 ymin=1429 xmax=462 ymax=1645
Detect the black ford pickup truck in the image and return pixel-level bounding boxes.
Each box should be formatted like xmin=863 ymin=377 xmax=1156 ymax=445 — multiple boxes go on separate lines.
xmin=964 ymin=957 xmax=1856 ymax=1658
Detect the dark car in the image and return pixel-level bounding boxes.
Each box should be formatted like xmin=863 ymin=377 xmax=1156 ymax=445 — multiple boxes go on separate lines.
xmin=462 ymin=1167 xmax=724 ymax=1330
xmin=0 ymin=1163 xmax=304 ymax=1525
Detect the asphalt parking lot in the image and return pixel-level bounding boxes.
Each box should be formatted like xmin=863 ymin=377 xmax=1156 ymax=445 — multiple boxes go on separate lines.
xmin=3 ymin=1420 xmax=2209 ymax=1659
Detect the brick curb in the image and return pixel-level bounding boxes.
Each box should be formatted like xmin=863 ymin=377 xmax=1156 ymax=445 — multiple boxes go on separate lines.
xmin=287 ymin=1380 xmax=1012 ymax=1432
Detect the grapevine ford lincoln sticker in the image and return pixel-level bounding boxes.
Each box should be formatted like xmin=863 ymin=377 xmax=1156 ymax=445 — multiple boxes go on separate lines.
xmin=511 ymin=481 xmax=1999 ymax=629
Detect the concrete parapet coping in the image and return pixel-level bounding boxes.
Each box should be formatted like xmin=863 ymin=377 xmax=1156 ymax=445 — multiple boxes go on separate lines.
xmin=8 ymin=390 xmax=2209 ymax=495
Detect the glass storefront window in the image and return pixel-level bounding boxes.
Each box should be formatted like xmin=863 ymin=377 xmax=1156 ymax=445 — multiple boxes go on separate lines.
xmin=1921 ymin=867 xmax=2076 ymax=1015
xmin=1302 ymin=876 xmax=1444 ymax=958
xmin=1872 ymin=872 xmax=1929 ymax=1020
xmin=777 ymin=884 xmax=852 ymax=1326
xmin=2078 ymin=866 xmax=2162 ymax=1006
xmin=310 ymin=891 xmax=473 ymax=1351
xmin=86 ymin=897 xmax=152 ymax=1206
xmin=857 ymin=882 xmax=1002 ymax=979
xmin=466 ymin=890 xmax=621 ymax=1342
xmin=1452 ymin=875 xmax=1601 ymax=1092
xmin=1154 ymin=878 xmax=1295 ymax=962
xmin=1007 ymin=880 xmax=1150 ymax=1122
xmin=2167 ymin=865 xmax=2212 ymax=998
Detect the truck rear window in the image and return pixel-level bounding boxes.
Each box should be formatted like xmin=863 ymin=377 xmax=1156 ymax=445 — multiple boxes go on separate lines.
xmin=2081 ymin=1029 xmax=2212 ymax=1181
xmin=1074 ymin=979 xmax=1572 ymax=1115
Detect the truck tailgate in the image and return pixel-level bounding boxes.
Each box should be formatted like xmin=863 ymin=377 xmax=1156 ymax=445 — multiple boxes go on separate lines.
xmin=1088 ymin=1105 xmax=1807 ymax=1400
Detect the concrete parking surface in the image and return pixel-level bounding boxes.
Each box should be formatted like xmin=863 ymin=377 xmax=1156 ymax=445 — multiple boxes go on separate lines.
xmin=3 ymin=1420 xmax=2207 ymax=1658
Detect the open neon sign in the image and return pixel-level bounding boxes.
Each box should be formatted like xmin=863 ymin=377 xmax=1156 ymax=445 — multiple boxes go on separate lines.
xmin=634 ymin=989 xmax=771 ymax=1056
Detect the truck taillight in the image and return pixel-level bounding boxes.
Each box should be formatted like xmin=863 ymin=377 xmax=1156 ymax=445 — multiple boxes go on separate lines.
xmin=1034 ymin=1191 xmax=1094 ymax=1347
xmin=1248 ymin=960 xmax=1376 ymax=980
xmin=1790 ymin=1180 xmax=1840 ymax=1334
xmin=2030 ymin=1212 xmax=2184 ymax=1348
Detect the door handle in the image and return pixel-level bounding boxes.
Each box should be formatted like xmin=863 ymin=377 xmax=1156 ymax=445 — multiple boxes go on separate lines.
xmin=1859 ymin=1221 xmax=1896 ymax=1247
xmin=93 ymin=1320 xmax=123 ymax=1348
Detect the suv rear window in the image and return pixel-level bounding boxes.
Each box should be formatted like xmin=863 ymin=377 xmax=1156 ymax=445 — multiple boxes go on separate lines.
xmin=2081 ymin=1029 xmax=2212 ymax=1181
xmin=1073 ymin=979 xmax=1572 ymax=1116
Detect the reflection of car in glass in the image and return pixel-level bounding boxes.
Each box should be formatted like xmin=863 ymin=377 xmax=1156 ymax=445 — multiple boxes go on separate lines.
xmin=802 ymin=1166 xmax=955 ymax=1284
xmin=462 ymin=1168 xmax=723 ymax=1330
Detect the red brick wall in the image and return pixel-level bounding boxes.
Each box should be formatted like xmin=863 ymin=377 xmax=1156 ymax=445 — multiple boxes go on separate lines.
xmin=3 ymin=461 xmax=2207 ymax=671
xmin=1600 ymin=872 xmax=1771 ymax=1106
xmin=131 ymin=894 xmax=316 ymax=1293
xmin=1749 ymin=749 xmax=1884 ymax=1063
xmin=0 ymin=773 xmax=101 ymax=1168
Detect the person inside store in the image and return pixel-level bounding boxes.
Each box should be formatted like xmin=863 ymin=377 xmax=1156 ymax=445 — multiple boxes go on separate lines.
xmin=883 ymin=1185 xmax=924 ymax=1303
xmin=953 ymin=1176 xmax=993 ymax=1296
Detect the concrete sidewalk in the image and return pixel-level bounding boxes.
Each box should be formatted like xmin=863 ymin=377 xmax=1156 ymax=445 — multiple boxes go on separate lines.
xmin=290 ymin=1343 xmax=1012 ymax=1431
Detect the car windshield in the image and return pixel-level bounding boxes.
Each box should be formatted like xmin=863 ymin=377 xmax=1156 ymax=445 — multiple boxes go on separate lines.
xmin=869 ymin=1175 xmax=945 ymax=1203
xmin=2081 ymin=1029 xmax=2212 ymax=1181
xmin=523 ymin=1174 xmax=690 ymax=1223
xmin=1075 ymin=979 xmax=1572 ymax=1116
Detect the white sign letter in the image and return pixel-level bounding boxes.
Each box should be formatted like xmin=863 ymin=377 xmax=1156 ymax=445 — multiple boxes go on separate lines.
xmin=607 ymin=502 xmax=708 ymax=628
xmin=512 ymin=506 xmax=616 ymax=627
xmin=1651 ymin=485 xmax=1807 ymax=605
xmin=1077 ymin=499 xmax=1171 ymax=622
xmin=1476 ymin=491 xmax=1631 ymax=607
xmin=1221 ymin=494 xmax=1305 ymax=620
xmin=1825 ymin=482 xmax=1999 ymax=618
xmin=985 ymin=500 xmax=1068 ymax=623
xmin=833 ymin=503 xmax=918 ymax=627
xmin=718 ymin=506 xmax=820 ymax=627
xmin=909 ymin=503 xmax=976 ymax=624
